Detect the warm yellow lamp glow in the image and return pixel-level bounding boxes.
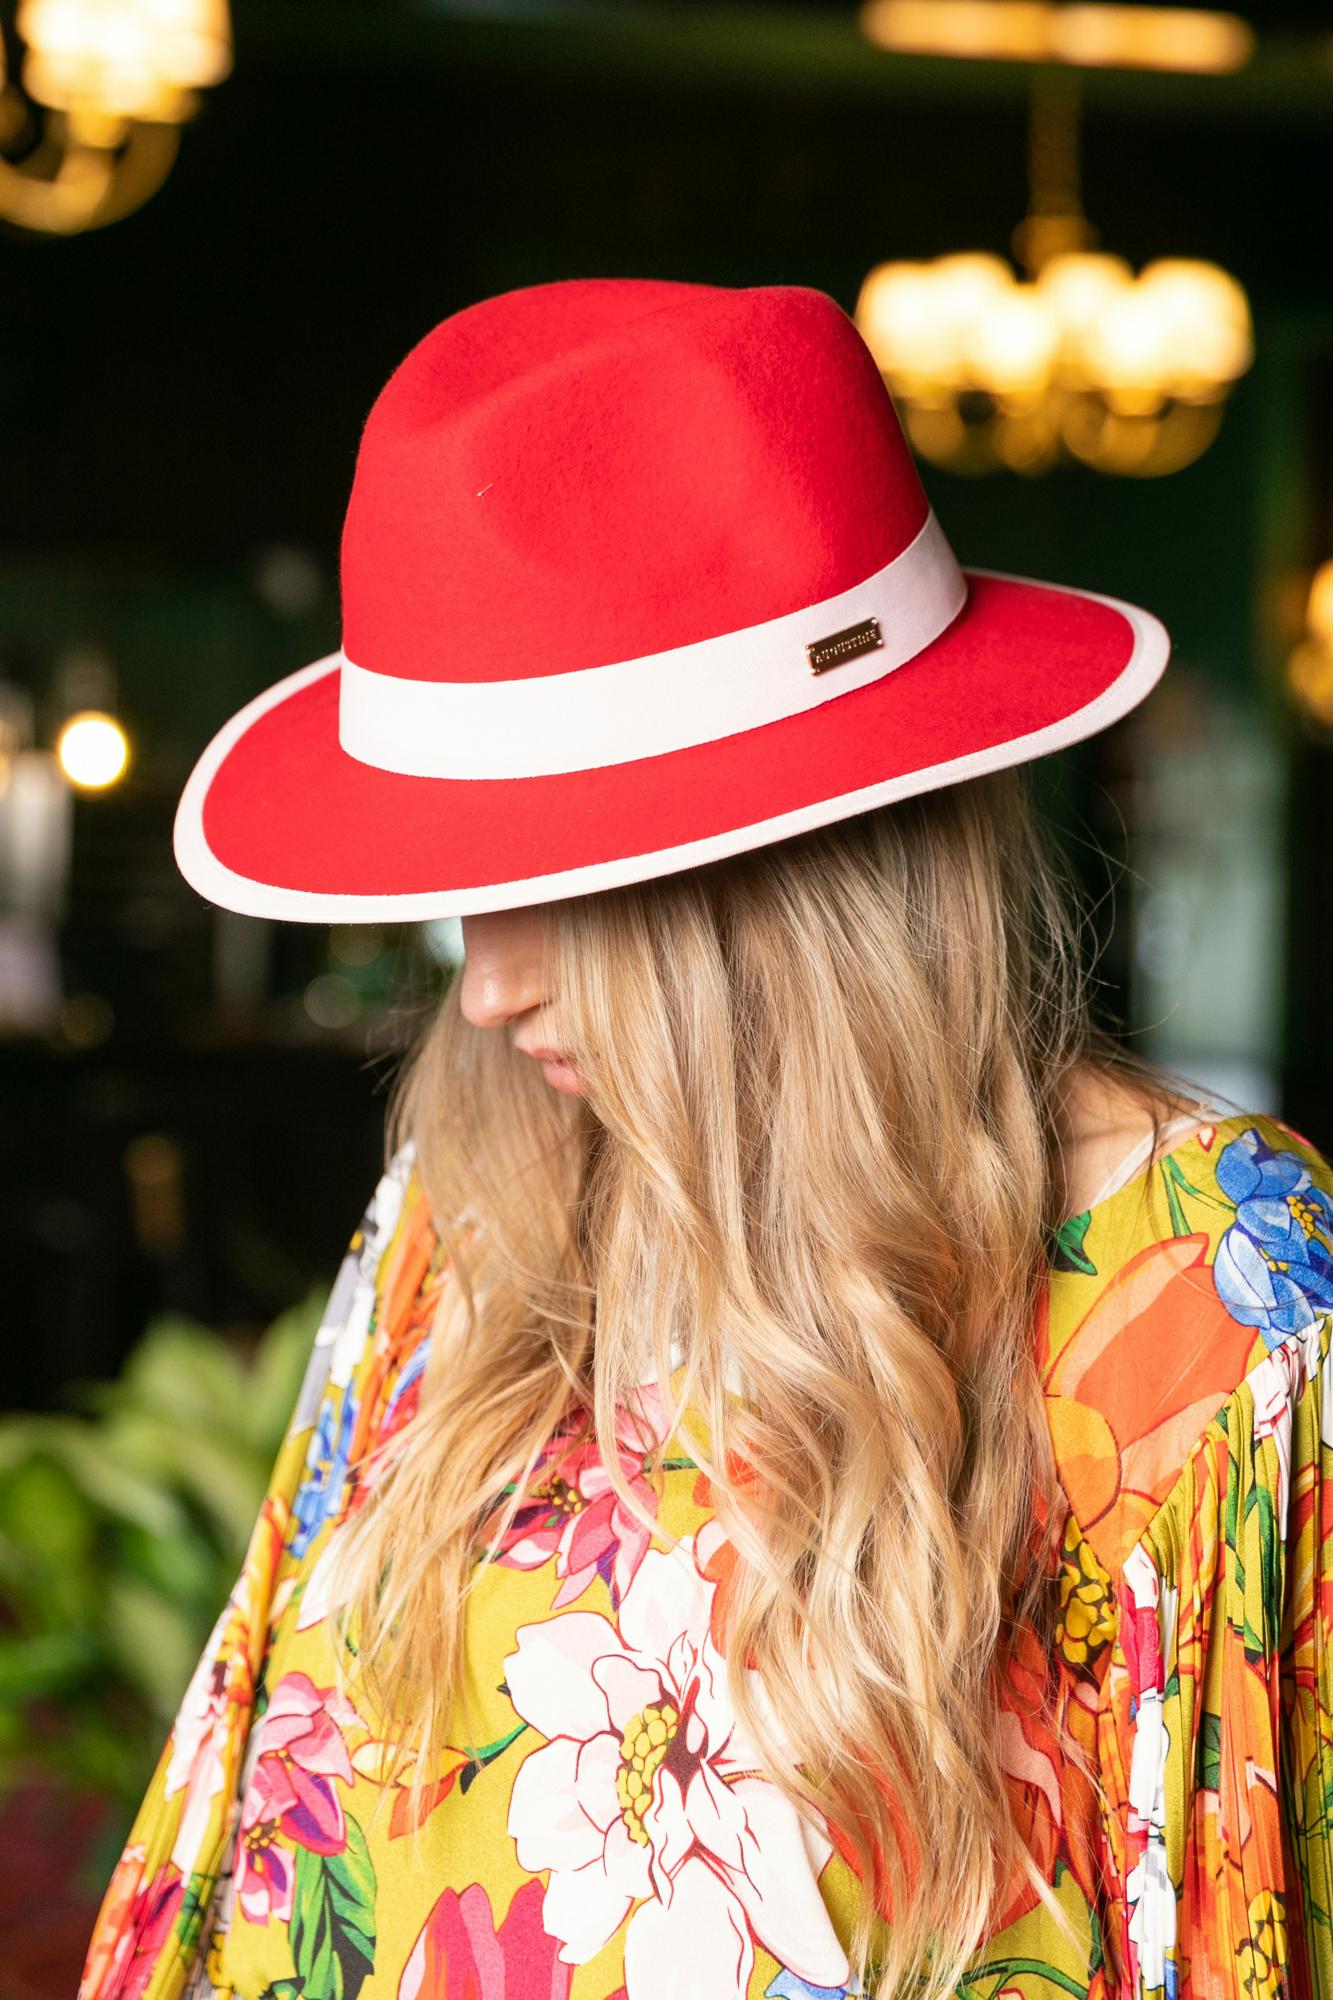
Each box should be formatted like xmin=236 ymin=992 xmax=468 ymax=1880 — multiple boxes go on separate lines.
xmin=854 ymin=261 xmax=965 ymax=390
xmin=860 ymin=0 xmax=1254 ymax=74
xmin=965 ymin=287 xmax=1060 ymax=397
xmin=1308 ymin=559 xmax=1333 ymax=646
xmin=857 ymin=242 xmax=1251 ymax=474
xmin=1081 ymin=287 xmax=1176 ymax=414
xmin=1134 ymin=259 xmax=1253 ymax=393
xmin=0 ymin=0 xmax=230 ymax=231
xmin=1287 ymin=560 xmax=1333 ymax=731
xmin=856 ymin=17 xmax=1253 ymax=476
xmin=57 ymin=710 xmax=129 ymax=788
xmin=1052 ymin=5 xmax=1253 ymax=72
xmin=1035 ymin=252 xmax=1132 ymax=359
xmin=16 ymin=0 xmax=231 ymax=129
xmin=863 ymin=0 xmax=1052 ymax=62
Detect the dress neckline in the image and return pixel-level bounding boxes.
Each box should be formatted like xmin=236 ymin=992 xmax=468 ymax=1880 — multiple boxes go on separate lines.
xmin=1058 ymin=1100 xmax=1240 ymax=1233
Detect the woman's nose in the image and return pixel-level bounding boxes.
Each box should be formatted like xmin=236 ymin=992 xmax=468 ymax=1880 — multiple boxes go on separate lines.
xmin=457 ymin=909 xmax=546 ymax=1028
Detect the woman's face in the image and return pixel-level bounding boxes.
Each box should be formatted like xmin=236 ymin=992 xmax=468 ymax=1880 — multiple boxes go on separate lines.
xmin=458 ymin=908 xmax=584 ymax=1096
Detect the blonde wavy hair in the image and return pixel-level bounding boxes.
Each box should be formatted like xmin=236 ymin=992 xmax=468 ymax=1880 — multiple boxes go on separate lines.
xmin=322 ymin=768 xmax=1125 ymax=1996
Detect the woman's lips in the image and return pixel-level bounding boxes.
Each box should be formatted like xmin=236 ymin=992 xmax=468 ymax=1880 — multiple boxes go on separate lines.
xmin=519 ymin=1045 xmax=584 ymax=1095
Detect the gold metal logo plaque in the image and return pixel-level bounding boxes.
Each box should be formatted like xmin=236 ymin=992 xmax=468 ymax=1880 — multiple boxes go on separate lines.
xmin=805 ymin=616 xmax=883 ymax=675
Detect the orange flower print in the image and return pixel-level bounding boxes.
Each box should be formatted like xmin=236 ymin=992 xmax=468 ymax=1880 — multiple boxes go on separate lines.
xmin=1042 ymin=1233 xmax=1257 ymax=1571
xmin=992 ymin=1619 xmax=1102 ymax=1931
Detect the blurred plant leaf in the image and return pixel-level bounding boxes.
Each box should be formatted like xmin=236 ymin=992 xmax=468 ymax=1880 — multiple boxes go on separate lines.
xmin=103 ymin=1318 xmax=250 ymax=1437
xmin=115 ymin=1518 xmax=217 ymax=1611
xmin=0 ymin=1631 xmax=97 ymax=1703
xmin=245 ymin=1289 xmax=326 ymax=1457
xmin=0 ymin=1415 xmax=190 ymax=1539
xmin=0 ymin=1452 xmax=95 ymax=1571
xmin=0 ymin=1290 xmax=318 ymax=1825
xmin=103 ymin=1576 xmax=202 ymax=1723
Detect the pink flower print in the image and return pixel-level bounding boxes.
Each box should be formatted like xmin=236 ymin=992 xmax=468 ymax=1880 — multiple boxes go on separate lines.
xmin=118 ymin=1862 xmax=185 ymax=2000
xmin=490 ymin=1387 xmax=672 ymax=1611
xmin=237 ymin=1755 xmax=299 ymax=1924
xmin=236 ymin=1671 xmax=364 ymax=1923
xmin=78 ymin=1857 xmax=184 ymax=2000
xmin=398 ymin=1878 xmax=573 ymax=1999
xmin=504 ymin=1542 xmax=849 ymax=2000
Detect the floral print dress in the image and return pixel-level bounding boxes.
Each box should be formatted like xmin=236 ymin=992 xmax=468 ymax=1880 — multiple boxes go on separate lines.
xmin=80 ymin=1111 xmax=1333 ymax=2000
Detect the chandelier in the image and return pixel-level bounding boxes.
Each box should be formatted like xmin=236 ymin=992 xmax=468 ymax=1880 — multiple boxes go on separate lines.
xmin=0 ymin=0 xmax=231 ymax=235
xmin=855 ymin=75 xmax=1252 ymax=476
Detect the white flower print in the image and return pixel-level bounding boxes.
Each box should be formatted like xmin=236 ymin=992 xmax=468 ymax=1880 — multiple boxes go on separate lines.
xmin=1126 ymin=1843 xmax=1177 ymax=1990
xmin=163 ymin=1603 xmax=232 ymax=1873
xmin=504 ymin=1540 xmax=849 ymax=2000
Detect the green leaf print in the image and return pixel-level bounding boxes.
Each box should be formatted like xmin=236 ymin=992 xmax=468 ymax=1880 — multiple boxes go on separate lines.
xmin=1160 ymin=1153 xmax=1231 ymax=1237
xmin=1050 ymin=1211 xmax=1097 ymax=1277
xmin=1242 ymin=1479 xmax=1282 ymax=1659
xmin=954 ymin=1960 xmax=1091 ymax=1998
xmin=176 ymin=1870 xmax=215 ymax=1955
xmin=1303 ymin=1736 xmax=1333 ymax=1844
xmin=457 ymin=1718 xmax=528 ymax=1793
xmin=291 ymin=1817 xmax=376 ymax=2000
xmin=259 ymin=1984 xmax=304 ymax=2000
xmin=1196 ymin=1709 xmax=1222 ymax=1792
xmin=952 ymin=1859 xmax=1101 ymax=1996
xmin=1160 ymin=1159 xmax=1190 ymax=1238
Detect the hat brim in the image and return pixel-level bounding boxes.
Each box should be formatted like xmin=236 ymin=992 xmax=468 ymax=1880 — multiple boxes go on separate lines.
xmin=174 ymin=570 xmax=1167 ymax=922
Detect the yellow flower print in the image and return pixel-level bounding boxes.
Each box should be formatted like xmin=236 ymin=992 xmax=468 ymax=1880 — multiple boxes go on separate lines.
xmin=1056 ymin=1514 xmax=1115 ymax=1670
xmin=1238 ymin=1890 xmax=1288 ymax=2000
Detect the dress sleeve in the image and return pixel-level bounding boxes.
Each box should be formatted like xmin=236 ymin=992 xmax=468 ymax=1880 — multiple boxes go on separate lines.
xmin=77 ymin=1142 xmax=424 ymax=2000
xmin=1097 ymin=1309 xmax=1332 ymax=1999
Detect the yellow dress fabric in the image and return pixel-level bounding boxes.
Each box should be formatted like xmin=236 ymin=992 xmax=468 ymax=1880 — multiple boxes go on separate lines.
xmin=79 ymin=1111 xmax=1333 ymax=2000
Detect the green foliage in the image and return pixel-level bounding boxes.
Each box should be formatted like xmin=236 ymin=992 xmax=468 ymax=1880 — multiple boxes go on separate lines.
xmin=1049 ymin=1209 xmax=1097 ymax=1277
xmin=1196 ymin=1708 xmax=1223 ymax=1793
xmin=0 ymin=1289 xmax=324 ymax=1822
xmin=291 ymin=1818 xmax=377 ymax=2000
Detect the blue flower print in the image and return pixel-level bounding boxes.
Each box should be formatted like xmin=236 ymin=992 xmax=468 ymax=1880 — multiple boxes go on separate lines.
xmin=382 ymin=1338 xmax=428 ymax=1426
xmin=765 ymin=1976 xmax=861 ymax=2000
xmin=1213 ymin=1127 xmax=1333 ymax=1349
xmin=290 ymin=1378 xmax=359 ymax=1558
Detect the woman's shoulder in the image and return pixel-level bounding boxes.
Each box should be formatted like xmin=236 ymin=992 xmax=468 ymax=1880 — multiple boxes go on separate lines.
xmin=1042 ymin=1107 xmax=1332 ymax=1577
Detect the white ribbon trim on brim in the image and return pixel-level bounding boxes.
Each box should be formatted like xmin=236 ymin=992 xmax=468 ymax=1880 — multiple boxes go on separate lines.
xmin=337 ymin=509 xmax=967 ymax=779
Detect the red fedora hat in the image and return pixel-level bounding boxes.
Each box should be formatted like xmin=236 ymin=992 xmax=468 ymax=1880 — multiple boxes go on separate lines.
xmin=174 ymin=278 xmax=1168 ymax=921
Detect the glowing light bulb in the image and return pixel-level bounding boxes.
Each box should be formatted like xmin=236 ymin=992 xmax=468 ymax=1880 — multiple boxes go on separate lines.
xmin=930 ymin=253 xmax=1013 ymax=317
xmin=57 ymin=710 xmax=129 ymax=788
xmin=141 ymin=0 xmax=231 ymax=86
xmin=1036 ymin=252 xmax=1134 ymax=375
xmin=966 ymin=287 xmax=1060 ymax=398
xmin=856 ymin=261 xmax=970 ymax=391
xmin=928 ymin=254 xmax=1016 ymax=364
xmin=1081 ymin=286 xmax=1178 ymax=414
xmin=1134 ymin=259 xmax=1253 ymax=394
